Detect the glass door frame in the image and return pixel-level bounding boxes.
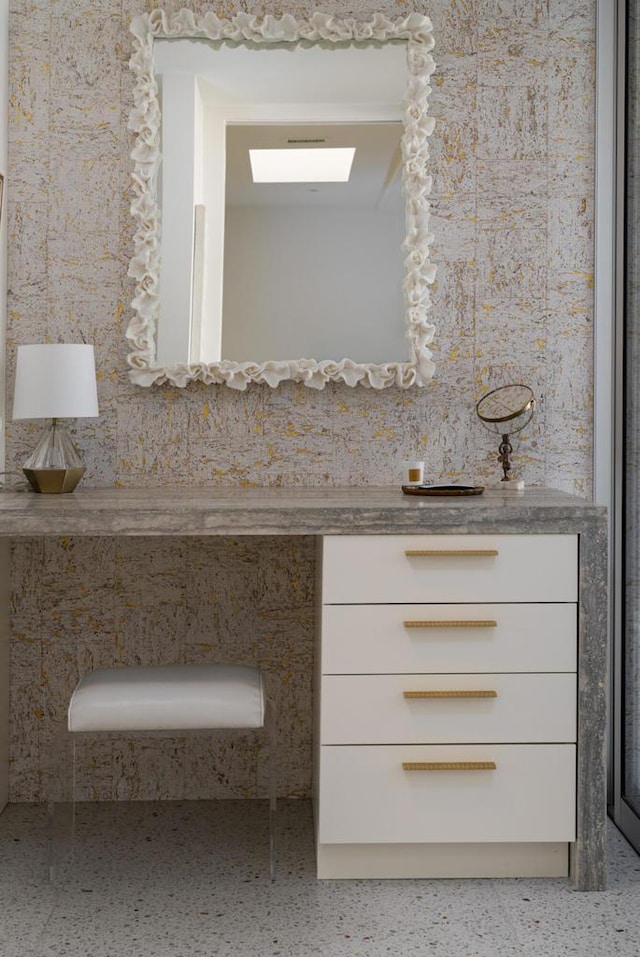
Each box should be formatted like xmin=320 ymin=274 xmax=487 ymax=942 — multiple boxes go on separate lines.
xmin=609 ymin=0 xmax=640 ymax=851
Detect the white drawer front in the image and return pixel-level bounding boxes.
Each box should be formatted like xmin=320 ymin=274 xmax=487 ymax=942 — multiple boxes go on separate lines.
xmin=318 ymin=744 xmax=576 ymax=844
xmin=321 ymin=603 xmax=577 ymax=675
xmin=320 ymin=673 xmax=576 ymax=744
xmin=322 ymin=535 xmax=578 ymax=604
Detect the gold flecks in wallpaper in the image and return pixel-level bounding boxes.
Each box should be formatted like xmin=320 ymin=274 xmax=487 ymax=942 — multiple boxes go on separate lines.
xmin=373 ymin=425 xmax=397 ymax=442
xmin=442 ymin=126 xmax=469 ymax=169
xmin=6 ymin=0 xmax=598 ymax=802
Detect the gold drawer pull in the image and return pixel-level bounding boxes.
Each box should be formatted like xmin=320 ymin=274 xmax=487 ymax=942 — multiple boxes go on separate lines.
xmin=405 ymin=549 xmax=499 ymax=557
xmin=403 ymin=690 xmax=498 ymax=699
xmin=404 ymin=619 xmax=497 ymax=629
xmin=403 ymin=761 xmax=497 ymax=771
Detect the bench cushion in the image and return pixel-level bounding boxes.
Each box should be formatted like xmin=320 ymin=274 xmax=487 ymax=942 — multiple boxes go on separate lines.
xmin=68 ymin=664 xmax=265 ymax=732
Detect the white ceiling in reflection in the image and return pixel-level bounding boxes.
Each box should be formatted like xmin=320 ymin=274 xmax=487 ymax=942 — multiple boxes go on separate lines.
xmin=226 ymin=122 xmax=403 ymax=208
xmin=154 ymin=38 xmax=407 ymax=107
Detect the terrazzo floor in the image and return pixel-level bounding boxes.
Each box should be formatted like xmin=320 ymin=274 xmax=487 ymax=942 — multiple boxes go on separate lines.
xmin=0 ymin=799 xmax=639 ymax=957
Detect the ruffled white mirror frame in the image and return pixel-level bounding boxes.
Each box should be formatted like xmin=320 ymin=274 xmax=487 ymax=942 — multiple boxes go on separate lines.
xmin=127 ymin=10 xmax=437 ymax=390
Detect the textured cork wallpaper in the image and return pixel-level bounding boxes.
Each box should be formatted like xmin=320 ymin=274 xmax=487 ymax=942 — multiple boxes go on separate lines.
xmin=6 ymin=0 xmax=596 ymax=801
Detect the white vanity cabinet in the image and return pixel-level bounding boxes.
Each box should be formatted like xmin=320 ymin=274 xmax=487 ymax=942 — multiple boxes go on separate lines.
xmin=315 ymin=534 xmax=579 ymax=879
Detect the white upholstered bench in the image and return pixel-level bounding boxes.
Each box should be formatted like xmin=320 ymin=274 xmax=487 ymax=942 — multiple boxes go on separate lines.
xmin=49 ymin=663 xmax=276 ymax=879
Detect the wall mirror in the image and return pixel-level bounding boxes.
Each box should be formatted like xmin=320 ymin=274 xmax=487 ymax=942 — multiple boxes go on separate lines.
xmin=128 ymin=11 xmax=436 ymax=390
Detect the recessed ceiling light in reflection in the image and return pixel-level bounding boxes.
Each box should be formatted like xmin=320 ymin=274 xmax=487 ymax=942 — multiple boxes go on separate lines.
xmin=249 ymin=147 xmax=356 ymax=183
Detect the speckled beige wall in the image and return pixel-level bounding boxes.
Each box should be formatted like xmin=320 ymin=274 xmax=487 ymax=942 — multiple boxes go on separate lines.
xmin=5 ymin=0 xmax=596 ymax=801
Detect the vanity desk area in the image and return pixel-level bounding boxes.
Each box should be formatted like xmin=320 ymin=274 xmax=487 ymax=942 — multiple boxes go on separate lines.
xmin=0 ymin=485 xmax=607 ymax=890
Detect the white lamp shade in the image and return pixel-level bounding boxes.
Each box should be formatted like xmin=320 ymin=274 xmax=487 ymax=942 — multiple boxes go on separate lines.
xmin=12 ymin=344 xmax=100 ymax=420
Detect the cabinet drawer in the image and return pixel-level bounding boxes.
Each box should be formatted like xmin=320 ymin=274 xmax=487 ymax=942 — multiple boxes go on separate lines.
xmin=320 ymin=673 xmax=576 ymax=744
xmin=318 ymin=744 xmax=576 ymax=844
xmin=322 ymin=535 xmax=577 ymax=604
xmin=321 ymin=603 xmax=576 ymax=674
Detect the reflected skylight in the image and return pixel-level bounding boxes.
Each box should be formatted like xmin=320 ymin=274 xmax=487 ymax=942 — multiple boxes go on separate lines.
xmin=249 ymin=147 xmax=356 ymax=183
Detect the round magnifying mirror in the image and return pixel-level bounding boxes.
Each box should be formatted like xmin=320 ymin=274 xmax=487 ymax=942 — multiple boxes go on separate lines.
xmin=476 ymin=384 xmax=535 ymax=483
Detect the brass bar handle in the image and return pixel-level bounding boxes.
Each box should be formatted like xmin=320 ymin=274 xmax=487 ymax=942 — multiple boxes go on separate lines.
xmin=403 ymin=761 xmax=497 ymax=772
xmin=404 ymin=549 xmax=499 ymax=557
xmin=404 ymin=619 xmax=498 ymax=629
xmin=403 ymin=690 xmax=498 ymax=699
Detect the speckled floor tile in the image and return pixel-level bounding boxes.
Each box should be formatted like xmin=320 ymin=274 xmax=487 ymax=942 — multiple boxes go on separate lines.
xmin=492 ymin=826 xmax=640 ymax=957
xmin=0 ymin=805 xmax=60 ymax=957
xmin=1 ymin=802 xmax=638 ymax=957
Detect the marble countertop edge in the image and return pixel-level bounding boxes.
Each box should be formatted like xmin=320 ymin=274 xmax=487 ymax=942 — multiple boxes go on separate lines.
xmin=0 ymin=485 xmax=607 ymax=537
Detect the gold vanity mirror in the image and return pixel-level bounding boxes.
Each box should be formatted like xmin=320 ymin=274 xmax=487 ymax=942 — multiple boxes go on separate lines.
xmin=127 ymin=11 xmax=437 ymax=390
xmin=476 ymin=384 xmax=535 ymax=484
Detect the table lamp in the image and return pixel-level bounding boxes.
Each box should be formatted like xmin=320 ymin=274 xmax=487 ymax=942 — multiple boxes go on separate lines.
xmin=12 ymin=343 xmax=99 ymax=493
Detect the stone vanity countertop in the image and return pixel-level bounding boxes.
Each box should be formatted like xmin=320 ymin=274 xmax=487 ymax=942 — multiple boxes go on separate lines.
xmin=0 ymin=485 xmax=606 ymax=537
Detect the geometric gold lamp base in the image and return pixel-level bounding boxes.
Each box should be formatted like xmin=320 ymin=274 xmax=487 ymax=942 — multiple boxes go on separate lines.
xmin=22 ymin=467 xmax=86 ymax=494
xmin=21 ymin=420 xmax=88 ymax=494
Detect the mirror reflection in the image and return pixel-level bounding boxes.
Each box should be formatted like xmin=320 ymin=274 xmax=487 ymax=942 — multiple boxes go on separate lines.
xmin=153 ymin=39 xmax=408 ymax=367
